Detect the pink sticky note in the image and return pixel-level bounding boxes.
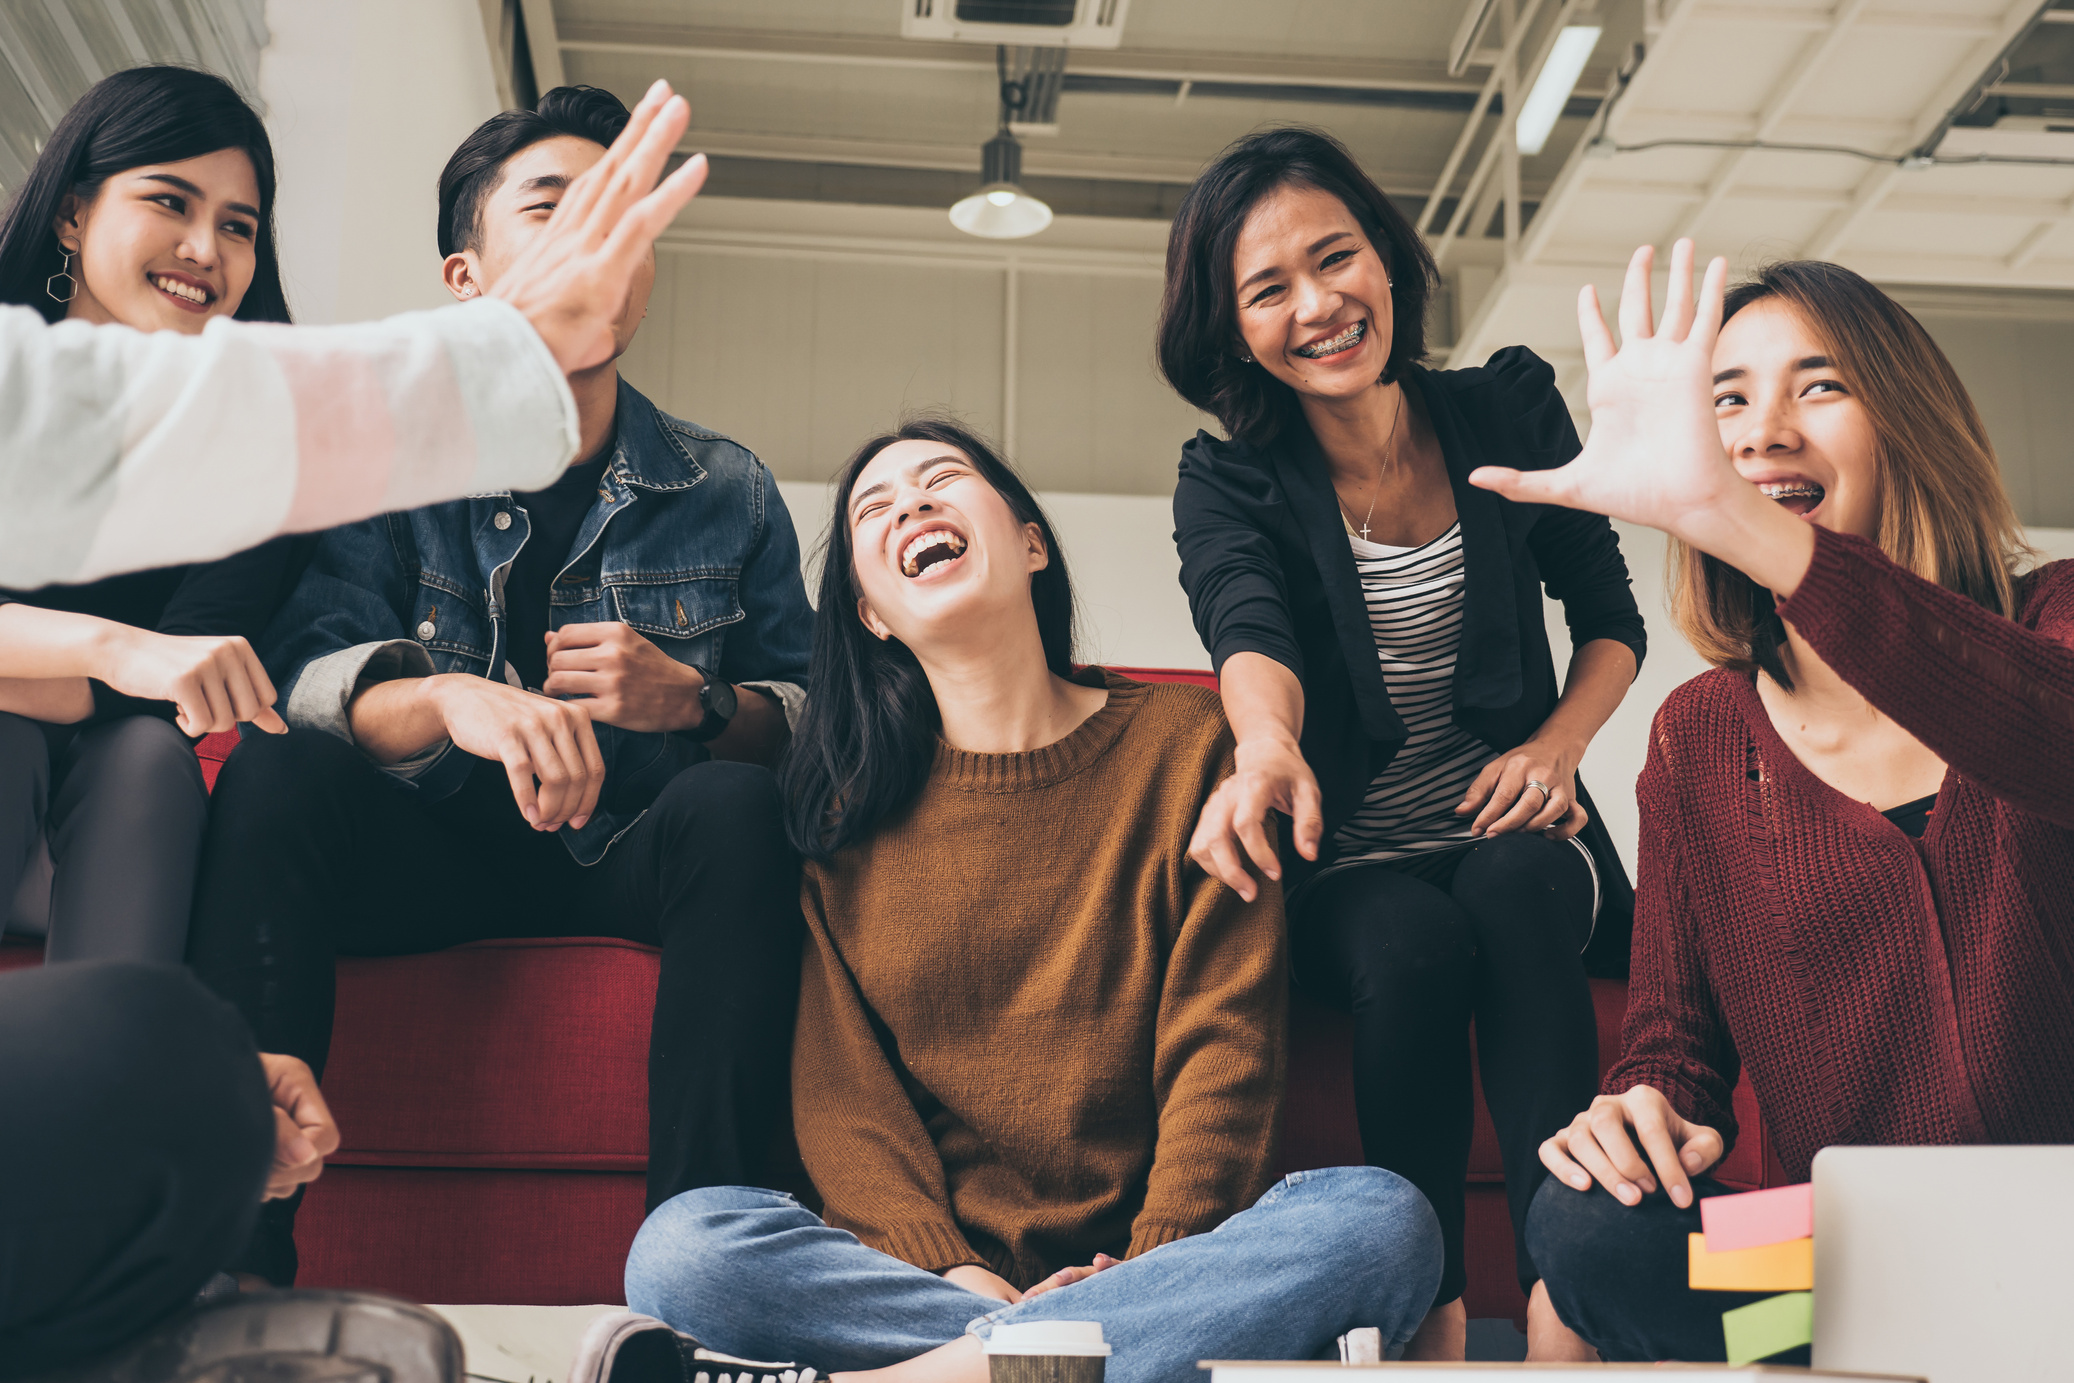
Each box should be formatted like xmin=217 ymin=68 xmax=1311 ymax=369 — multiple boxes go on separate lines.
xmin=1701 ymin=1184 xmax=1813 ymax=1253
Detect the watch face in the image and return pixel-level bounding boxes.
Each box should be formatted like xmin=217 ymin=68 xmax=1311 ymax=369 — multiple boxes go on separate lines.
xmin=703 ymin=674 xmax=737 ymax=720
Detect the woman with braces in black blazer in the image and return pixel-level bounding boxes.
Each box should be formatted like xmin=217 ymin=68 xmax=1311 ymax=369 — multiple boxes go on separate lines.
xmin=1158 ymin=127 xmax=1648 ymax=1362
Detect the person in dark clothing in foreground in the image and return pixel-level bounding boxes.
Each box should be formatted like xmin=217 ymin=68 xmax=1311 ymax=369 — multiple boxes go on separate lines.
xmin=184 ymin=86 xmax=815 ymax=1286
xmin=1482 ymin=254 xmax=2074 ymax=1361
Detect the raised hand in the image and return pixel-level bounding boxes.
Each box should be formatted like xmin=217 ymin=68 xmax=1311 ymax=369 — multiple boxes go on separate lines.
xmin=1469 ymin=241 xmax=1749 ymax=542
xmin=494 ymin=80 xmax=709 ymax=376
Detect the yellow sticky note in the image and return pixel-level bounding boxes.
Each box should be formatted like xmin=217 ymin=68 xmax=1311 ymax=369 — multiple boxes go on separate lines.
xmin=1688 ymin=1232 xmax=1813 ymax=1291
xmin=1722 ymin=1291 xmax=1813 ymax=1365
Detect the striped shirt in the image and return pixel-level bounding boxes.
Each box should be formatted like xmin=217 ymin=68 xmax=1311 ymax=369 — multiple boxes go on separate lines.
xmin=1330 ymin=521 xmax=1490 ymax=868
xmin=0 ymin=298 xmax=577 ymax=589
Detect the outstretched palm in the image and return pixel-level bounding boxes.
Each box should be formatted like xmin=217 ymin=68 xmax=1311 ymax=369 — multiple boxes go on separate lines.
xmin=1471 ymin=241 xmax=1744 ymax=548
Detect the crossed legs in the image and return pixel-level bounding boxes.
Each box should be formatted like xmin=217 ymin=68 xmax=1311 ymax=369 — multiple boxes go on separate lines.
xmin=626 ymin=1167 xmax=1443 ymax=1383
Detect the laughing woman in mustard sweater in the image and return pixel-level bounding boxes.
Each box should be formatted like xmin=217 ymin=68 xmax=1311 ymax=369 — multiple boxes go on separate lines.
xmin=610 ymin=419 xmax=1442 ymax=1383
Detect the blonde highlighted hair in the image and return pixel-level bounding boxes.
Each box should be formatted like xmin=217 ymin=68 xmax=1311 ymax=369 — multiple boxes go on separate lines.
xmin=1674 ymin=260 xmax=2031 ymax=687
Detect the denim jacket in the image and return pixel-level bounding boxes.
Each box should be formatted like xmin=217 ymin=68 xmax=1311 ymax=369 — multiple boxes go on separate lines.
xmin=263 ymin=378 xmax=814 ymax=864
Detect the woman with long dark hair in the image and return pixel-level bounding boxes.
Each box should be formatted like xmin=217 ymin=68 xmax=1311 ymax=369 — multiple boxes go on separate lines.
xmin=1507 ymin=249 xmax=2074 ymax=1362
xmin=0 ymin=66 xmax=308 ymax=963
xmin=613 ymin=418 xmax=1443 ymax=1382
xmin=1157 ymin=127 xmax=1648 ymax=1359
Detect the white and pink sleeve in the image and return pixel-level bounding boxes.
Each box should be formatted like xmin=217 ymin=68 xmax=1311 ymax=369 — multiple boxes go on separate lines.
xmin=0 ymin=298 xmax=577 ymax=588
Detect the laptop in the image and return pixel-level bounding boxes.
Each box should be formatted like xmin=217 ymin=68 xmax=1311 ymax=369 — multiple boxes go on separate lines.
xmin=1814 ymin=1145 xmax=2074 ymax=1382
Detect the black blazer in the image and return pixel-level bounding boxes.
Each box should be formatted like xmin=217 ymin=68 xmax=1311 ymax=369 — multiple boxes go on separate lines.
xmin=1172 ymin=346 xmax=1646 ymax=974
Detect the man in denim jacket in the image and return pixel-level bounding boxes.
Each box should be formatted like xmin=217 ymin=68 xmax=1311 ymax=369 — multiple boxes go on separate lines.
xmin=186 ymin=88 xmax=815 ymax=1285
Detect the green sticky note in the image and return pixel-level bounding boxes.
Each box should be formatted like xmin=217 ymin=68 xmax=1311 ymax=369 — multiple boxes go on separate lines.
xmin=1721 ymin=1291 xmax=1813 ymax=1365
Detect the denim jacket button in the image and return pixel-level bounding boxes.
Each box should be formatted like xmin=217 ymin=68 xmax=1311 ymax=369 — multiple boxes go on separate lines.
xmin=417 ymin=621 xmax=436 ymax=640
xmin=493 ymin=511 xmax=512 ymax=531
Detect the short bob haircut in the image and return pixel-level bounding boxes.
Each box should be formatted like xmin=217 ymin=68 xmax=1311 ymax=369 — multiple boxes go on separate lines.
xmin=1676 ymin=260 xmax=2031 ymax=689
xmin=437 ymin=85 xmax=631 ymax=258
xmin=1158 ymin=126 xmax=1438 ymax=445
xmin=0 ymin=65 xmax=289 ymax=325
xmin=779 ymin=417 xmax=1077 ymax=860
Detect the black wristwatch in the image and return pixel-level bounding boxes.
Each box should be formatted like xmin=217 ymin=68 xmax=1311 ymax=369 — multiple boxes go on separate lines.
xmin=684 ymin=665 xmax=736 ymax=743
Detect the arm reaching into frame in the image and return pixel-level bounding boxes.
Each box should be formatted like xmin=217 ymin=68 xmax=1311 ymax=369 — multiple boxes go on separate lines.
xmin=0 ymin=81 xmax=709 ymax=591
xmin=1466 ymin=240 xmax=1818 ymax=601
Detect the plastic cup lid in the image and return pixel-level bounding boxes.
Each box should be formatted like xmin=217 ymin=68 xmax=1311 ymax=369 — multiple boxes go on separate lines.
xmin=984 ymin=1321 xmax=1113 ymax=1357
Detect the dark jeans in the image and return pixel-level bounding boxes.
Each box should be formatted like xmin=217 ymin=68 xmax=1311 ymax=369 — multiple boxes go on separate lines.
xmin=185 ymin=728 xmax=804 ymax=1284
xmin=0 ymin=711 xmax=207 ymax=963
xmin=0 ymin=961 xmax=273 ymax=1378
xmin=1526 ymin=1175 xmax=1810 ymax=1364
xmin=1292 ymin=832 xmax=1599 ymax=1307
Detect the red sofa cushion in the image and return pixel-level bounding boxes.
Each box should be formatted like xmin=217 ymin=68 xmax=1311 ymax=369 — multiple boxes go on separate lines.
xmin=297 ymin=1166 xmax=642 ymax=1306
xmin=324 ymin=939 xmax=656 ymax=1170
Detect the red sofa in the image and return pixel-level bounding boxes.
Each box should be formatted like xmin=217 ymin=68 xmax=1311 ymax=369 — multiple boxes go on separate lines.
xmin=0 ymin=670 xmax=1785 ymax=1323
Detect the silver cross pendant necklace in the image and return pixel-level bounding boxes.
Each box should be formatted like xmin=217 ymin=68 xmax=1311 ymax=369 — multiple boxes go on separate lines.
xmin=1339 ymin=386 xmax=1405 ymax=543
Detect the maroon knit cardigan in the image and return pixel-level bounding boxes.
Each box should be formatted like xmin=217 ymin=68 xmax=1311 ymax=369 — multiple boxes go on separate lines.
xmin=1603 ymin=524 xmax=2074 ymax=1180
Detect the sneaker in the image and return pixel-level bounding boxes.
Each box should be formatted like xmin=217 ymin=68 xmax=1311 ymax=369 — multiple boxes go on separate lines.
xmin=570 ymin=1311 xmax=823 ymax=1383
xmin=23 ymin=1289 xmax=462 ymax=1382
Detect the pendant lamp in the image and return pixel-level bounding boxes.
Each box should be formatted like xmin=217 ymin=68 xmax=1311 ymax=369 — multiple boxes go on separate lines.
xmin=950 ymin=50 xmax=1054 ymax=239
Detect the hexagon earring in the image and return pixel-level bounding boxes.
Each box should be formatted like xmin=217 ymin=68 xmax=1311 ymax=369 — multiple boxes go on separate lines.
xmin=46 ymin=247 xmax=76 ymax=303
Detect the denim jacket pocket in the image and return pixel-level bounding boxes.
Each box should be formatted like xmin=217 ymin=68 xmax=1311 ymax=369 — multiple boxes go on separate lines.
xmin=411 ymin=577 xmax=493 ymax=670
xmin=609 ymin=576 xmax=743 ymax=653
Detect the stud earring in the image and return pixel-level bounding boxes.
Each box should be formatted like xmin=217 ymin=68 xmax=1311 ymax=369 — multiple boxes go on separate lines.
xmin=1237 ymin=353 xmax=1254 ymax=364
xmin=46 ymin=244 xmax=76 ymax=304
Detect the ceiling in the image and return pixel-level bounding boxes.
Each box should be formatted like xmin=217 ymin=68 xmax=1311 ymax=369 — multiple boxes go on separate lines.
xmin=1451 ymin=0 xmax=2074 ymax=386
xmin=528 ymin=0 xmax=1623 ymax=225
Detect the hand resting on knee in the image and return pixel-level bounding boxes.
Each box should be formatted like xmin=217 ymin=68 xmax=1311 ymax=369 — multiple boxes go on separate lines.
xmin=259 ymin=1052 xmax=341 ymax=1201
xmin=1539 ymin=1086 xmax=1724 ymax=1209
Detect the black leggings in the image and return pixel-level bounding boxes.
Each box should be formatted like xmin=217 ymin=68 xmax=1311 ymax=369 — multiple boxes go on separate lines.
xmin=0 ymin=961 xmax=272 ymax=1378
xmin=1292 ymin=832 xmax=1599 ymax=1307
xmin=0 ymin=712 xmax=207 ymax=963
xmin=185 ymin=728 xmax=805 ymax=1283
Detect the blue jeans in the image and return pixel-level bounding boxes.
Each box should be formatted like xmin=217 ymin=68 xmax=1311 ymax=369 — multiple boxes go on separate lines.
xmin=626 ymin=1166 xmax=1443 ymax=1383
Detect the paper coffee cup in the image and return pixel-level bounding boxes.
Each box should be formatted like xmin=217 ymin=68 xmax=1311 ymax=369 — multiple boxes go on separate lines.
xmin=984 ymin=1321 xmax=1110 ymax=1383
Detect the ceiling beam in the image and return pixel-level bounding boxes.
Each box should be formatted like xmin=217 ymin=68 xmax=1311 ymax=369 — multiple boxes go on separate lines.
xmin=1682 ymin=4 xmax=2000 ymax=38
xmin=518 ymin=0 xmax=565 ymax=93
xmin=1673 ymin=0 xmax=1871 ymax=243
xmin=1809 ymin=0 xmax=2047 ymax=259
xmin=556 ymin=21 xmax=1493 ymax=97
xmin=1606 ymin=109 xmax=1913 ymax=142
xmin=671 ymin=129 xmax=1467 ymax=195
xmin=2006 ymin=189 xmax=2074 ymax=270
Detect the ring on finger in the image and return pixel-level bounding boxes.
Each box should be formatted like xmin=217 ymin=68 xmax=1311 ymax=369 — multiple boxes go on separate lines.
xmin=1525 ymin=779 xmax=1553 ymax=802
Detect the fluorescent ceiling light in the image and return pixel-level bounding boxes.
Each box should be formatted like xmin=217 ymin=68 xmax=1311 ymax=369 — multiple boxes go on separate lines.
xmin=1516 ymin=25 xmax=1601 ymax=156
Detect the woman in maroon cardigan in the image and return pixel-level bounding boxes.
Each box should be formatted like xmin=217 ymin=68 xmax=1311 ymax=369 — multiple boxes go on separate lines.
xmin=1470 ymin=246 xmax=2074 ymax=1363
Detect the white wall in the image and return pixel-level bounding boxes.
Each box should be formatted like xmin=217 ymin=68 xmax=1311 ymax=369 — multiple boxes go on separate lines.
xmin=619 ymin=198 xmax=1218 ymax=495
xmin=259 ymin=0 xmax=503 ymax=324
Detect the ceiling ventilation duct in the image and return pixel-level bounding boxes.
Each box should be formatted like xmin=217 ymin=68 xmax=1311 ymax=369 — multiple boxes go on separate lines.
xmin=903 ymin=0 xmax=1129 ymax=49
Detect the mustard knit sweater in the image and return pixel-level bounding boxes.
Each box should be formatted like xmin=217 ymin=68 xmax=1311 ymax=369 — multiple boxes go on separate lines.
xmin=793 ymin=672 xmax=1287 ymax=1289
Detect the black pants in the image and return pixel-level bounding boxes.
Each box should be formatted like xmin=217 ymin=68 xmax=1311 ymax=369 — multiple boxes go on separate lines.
xmin=1526 ymin=1175 xmax=1810 ymax=1364
xmin=0 ymin=961 xmax=272 ymax=1378
xmin=185 ymin=728 xmax=805 ymax=1283
xmin=1291 ymin=832 xmax=1598 ymax=1308
xmin=0 ymin=711 xmax=207 ymax=963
